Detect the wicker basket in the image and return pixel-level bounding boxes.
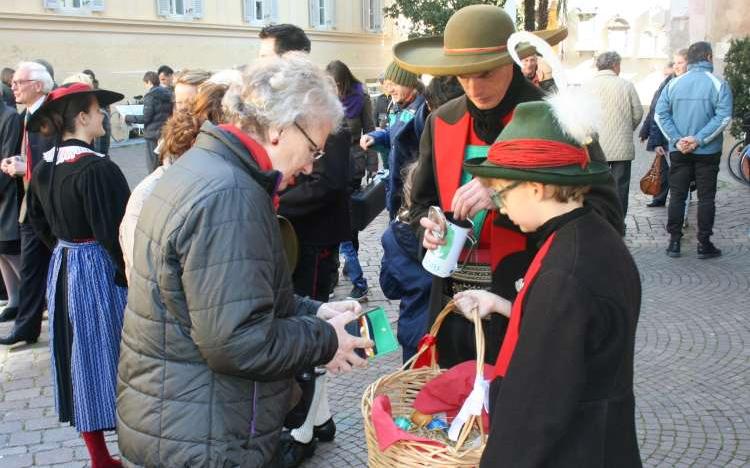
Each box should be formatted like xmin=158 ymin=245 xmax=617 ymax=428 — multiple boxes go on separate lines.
xmin=361 ymin=302 xmax=488 ymax=467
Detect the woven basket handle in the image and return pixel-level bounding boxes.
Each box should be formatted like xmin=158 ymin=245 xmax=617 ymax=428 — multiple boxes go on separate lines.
xmin=404 ymin=301 xmax=486 ymax=377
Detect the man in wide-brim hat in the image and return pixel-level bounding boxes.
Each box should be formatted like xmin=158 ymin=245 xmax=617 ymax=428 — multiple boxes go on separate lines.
xmin=401 ymin=4 xmax=624 ymax=368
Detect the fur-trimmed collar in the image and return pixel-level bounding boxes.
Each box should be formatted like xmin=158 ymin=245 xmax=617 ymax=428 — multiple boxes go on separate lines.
xmin=43 ymin=145 xmax=105 ymax=165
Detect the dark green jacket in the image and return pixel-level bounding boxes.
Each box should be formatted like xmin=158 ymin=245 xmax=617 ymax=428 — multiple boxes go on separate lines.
xmin=117 ymin=122 xmax=338 ymax=467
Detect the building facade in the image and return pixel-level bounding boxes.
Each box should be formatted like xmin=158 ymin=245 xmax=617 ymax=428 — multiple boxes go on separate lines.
xmin=0 ymin=0 xmax=394 ymax=99
xmin=561 ymin=0 xmax=748 ymax=103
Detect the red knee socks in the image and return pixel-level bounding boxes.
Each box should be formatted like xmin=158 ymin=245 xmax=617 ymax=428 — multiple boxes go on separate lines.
xmin=81 ymin=431 xmax=122 ymax=468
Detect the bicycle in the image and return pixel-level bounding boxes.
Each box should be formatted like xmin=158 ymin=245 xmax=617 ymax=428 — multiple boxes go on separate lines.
xmin=727 ymin=138 xmax=750 ymax=185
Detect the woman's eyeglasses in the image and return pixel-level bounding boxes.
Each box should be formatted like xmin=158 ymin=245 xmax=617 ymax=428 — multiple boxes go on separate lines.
xmin=294 ymin=122 xmax=325 ymax=160
xmin=489 ymin=181 xmax=523 ymax=210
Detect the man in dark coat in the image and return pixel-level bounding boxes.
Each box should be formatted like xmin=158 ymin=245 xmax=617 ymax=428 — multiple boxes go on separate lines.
xmin=0 ymin=62 xmax=55 ymax=343
xmin=394 ymin=5 xmax=624 ymax=368
xmin=125 ymin=71 xmax=173 ymax=172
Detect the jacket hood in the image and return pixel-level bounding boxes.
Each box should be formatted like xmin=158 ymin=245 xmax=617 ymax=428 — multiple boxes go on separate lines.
xmin=688 ymin=61 xmax=713 ymax=73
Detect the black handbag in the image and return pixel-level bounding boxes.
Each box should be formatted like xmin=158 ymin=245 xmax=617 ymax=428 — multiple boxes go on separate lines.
xmin=350 ymin=171 xmax=387 ymax=231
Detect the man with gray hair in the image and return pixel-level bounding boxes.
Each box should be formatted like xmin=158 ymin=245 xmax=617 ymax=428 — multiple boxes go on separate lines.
xmin=0 ymin=61 xmax=55 ymax=344
xmin=585 ymin=51 xmax=644 ymax=217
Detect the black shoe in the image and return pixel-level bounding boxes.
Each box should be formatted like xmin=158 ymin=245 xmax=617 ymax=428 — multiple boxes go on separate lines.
xmin=346 ymin=286 xmax=368 ymax=302
xmin=0 ymin=331 xmax=39 ymax=346
xmin=697 ymin=242 xmax=722 ymax=259
xmin=278 ymin=431 xmax=316 ymax=468
xmin=313 ymin=418 xmax=336 ymax=442
xmin=666 ymin=240 xmax=681 ymax=258
xmin=646 ymin=200 xmax=665 ymax=207
xmin=0 ymin=306 xmax=18 ymax=323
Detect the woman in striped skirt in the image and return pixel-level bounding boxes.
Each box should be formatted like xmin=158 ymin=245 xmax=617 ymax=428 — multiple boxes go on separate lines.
xmin=26 ymin=82 xmax=130 ymax=468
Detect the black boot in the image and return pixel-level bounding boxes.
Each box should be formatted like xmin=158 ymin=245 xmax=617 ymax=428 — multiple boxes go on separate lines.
xmin=666 ymin=239 xmax=681 ymax=258
xmin=0 ymin=330 xmax=38 ymax=346
xmin=277 ymin=431 xmax=316 ymax=468
xmin=0 ymin=306 xmax=18 ymax=323
xmin=697 ymin=241 xmax=722 ymax=259
xmin=313 ymin=418 xmax=336 ymax=442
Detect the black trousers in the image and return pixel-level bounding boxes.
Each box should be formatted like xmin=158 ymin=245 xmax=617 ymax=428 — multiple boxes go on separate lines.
xmin=667 ymin=151 xmax=721 ymax=243
xmin=291 ymin=244 xmax=339 ymax=302
xmin=144 ymin=138 xmax=159 ymax=173
xmin=653 ymin=154 xmax=670 ymax=204
xmin=12 ymin=223 xmax=51 ymax=338
xmin=608 ymin=161 xmax=632 ymax=217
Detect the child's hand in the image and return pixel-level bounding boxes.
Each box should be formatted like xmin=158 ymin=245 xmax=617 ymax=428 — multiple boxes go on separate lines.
xmin=454 ymin=290 xmax=511 ymax=320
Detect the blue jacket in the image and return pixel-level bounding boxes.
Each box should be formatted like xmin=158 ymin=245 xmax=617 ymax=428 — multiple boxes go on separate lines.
xmin=655 ymin=61 xmax=733 ymax=155
xmin=379 ymin=220 xmax=432 ymax=360
xmin=368 ymin=94 xmax=426 ymax=217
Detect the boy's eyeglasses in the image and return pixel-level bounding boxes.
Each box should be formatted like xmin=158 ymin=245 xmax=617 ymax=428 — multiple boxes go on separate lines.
xmin=489 ymin=181 xmax=523 ymax=210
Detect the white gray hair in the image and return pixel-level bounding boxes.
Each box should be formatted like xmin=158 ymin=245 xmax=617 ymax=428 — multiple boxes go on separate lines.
xmin=223 ymin=53 xmax=343 ymax=142
xmin=16 ymin=61 xmax=54 ymax=93
xmin=595 ymin=51 xmax=621 ymax=71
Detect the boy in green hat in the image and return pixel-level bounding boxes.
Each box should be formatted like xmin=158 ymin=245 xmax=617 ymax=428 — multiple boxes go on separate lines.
xmin=454 ymin=100 xmax=642 ymax=467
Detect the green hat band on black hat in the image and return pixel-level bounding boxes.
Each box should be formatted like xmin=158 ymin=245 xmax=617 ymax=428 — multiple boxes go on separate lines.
xmin=383 ymin=61 xmax=419 ymax=88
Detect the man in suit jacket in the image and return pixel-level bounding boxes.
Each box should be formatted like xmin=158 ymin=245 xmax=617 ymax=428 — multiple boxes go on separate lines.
xmin=0 ymin=61 xmax=55 ymax=345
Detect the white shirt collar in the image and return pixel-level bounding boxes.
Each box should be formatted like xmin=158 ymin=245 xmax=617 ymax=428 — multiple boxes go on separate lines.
xmin=27 ymin=95 xmax=47 ymax=115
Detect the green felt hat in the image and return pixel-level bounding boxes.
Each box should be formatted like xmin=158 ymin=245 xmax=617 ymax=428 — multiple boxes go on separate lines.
xmin=393 ymin=5 xmax=568 ymax=76
xmin=383 ymin=61 xmax=419 ymax=88
xmin=464 ymin=100 xmax=609 ymax=185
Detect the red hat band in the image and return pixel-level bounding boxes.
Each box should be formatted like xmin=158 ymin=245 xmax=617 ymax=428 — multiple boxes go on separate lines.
xmin=487 ymin=139 xmax=590 ymax=170
xmin=46 ymin=82 xmax=93 ymax=103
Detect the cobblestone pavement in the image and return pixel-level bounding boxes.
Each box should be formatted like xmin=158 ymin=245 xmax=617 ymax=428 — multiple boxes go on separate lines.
xmin=0 ymin=138 xmax=748 ymax=467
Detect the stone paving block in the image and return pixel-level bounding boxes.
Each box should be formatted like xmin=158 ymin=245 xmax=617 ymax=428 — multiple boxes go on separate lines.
xmin=42 ymin=427 xmax=76 ymax=443
xmin=3 ymin=388 xmax=41 ymax=401
xmin=0 ymin=453 xmax=34 ymax=467
xmin=25 ymin=417 xmax=63 ymax=431
xmin=8 ymin=430 xmax=41 ymax=446
xmin=34 ymin=448 xmax=74 ymax=465
xmin=0 ymin=420 xmax=23 ymax=434
xmin=0 ymin=445 xmax=28 ymax=456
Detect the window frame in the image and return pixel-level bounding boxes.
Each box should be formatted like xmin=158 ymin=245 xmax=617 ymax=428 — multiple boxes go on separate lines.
xmin=156 ymin=0 xmax=204 ymax=20
xmin=309 ymin=0 xmax=335 ymax=30
xmin=362 ymin=0 xmax=383 ymax=33
xmin=244 ymin=0 xmax=278 ymax=26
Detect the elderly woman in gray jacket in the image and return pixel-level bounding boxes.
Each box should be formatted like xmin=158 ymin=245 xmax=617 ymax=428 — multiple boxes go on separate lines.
xmin=116 ymin=55 xmax=371 ymax=467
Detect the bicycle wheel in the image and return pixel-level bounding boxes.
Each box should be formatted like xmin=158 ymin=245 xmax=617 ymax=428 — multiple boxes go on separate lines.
xmin=741 ymin=150 xmax=750 ymax=184
xmin=727 ymin=140 xmax=747 ymax=182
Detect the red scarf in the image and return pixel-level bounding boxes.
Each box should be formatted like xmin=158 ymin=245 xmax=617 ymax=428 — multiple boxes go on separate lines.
xmin=218 ymin=124 xmax=279 ymax=209
xmin=493 ymin=232 xmax=557 ymax=379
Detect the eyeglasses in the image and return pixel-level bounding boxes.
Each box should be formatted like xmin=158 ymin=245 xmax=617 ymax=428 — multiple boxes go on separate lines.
xmin=11 ymin=79 xmax=38 ymax=88
xmin=293 ymin=122 xmax=325 ymax=160
xmin=489 ymin=181 xmax=523 ymax=210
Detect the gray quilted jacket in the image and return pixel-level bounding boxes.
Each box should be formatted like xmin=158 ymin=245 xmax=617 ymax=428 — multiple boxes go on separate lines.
xmin=116 ymin=122 xmax=338 ymax=467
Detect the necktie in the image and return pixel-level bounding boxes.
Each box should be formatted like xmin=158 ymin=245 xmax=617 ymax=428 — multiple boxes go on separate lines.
xmin=21 ymin=111 xmax=32 ymax=182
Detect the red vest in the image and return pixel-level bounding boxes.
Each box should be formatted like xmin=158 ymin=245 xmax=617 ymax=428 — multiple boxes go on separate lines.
xmin=432 ymin=111 xmax=526 ymax=270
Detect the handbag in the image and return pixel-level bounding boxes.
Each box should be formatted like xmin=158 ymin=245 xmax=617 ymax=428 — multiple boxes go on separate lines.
xmin=351 ymin=171 xmax=387 ymax=231
xmin=640 ymin=154 xmax=663 ymax=196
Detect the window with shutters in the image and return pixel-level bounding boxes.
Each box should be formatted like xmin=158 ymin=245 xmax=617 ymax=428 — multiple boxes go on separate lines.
xmin=309 ymin=0 xmax=335 ymax=30
xmin=44 ymin=0 xmax=105 ymax=13
xmin=156 ymin=0 xmax=204 ymax=20
xmin=244 ymin=0 xmax=278 ymax=26
xmin=363 ymin=0 xmax=382 ymax=32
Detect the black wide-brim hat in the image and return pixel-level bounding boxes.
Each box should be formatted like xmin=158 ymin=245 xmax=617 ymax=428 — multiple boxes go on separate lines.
xmin=28 ymin=82 xmax=123 ymax=132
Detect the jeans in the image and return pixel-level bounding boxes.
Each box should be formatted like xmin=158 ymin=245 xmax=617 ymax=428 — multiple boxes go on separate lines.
xmin=339 ymin=237 xmax=367 ymax=290
xmin=667 ymin=151 xmax=721 ymax=243
xmin=608 ymin=161 xmax=632 ymax=217
xmin=144 ymin=138 xmax=159 ymax=173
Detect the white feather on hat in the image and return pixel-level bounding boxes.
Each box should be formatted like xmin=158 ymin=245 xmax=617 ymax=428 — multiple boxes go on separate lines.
xmin=507 ymin=31 xmax=601 ymax=147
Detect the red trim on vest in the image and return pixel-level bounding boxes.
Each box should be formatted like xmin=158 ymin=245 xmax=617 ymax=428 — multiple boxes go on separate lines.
xmin=434 ymin=109 xmax=527 ymax=269
xmin=63 ymin=152 xmax=97 ymax=165
xmin=493 ymin=233 xmax=557 ymax=379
